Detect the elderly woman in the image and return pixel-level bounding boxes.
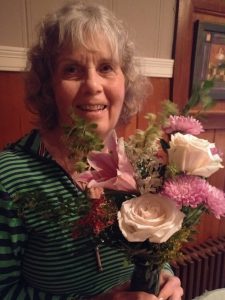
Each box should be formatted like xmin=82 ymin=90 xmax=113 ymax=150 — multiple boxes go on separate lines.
xmin=0 ymin=1 xmax=183 ymax=299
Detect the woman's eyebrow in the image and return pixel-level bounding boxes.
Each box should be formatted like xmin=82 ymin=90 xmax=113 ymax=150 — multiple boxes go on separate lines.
xmin=57 ymin=58 xmax=81 ymax=65
xmin=98 ymin=57 xmax=119 ymax=66
xmin=56 ymin=55 xmax=118 ymax=66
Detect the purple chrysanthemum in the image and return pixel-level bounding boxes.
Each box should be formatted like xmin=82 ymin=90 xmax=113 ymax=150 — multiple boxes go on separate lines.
xmin=164 ymin=115 xmax=204 ymax=135
xmin=205 ymin=184 xmax=225 ymax=219
xmin=162 ymin=175 xmax=208 ymax=208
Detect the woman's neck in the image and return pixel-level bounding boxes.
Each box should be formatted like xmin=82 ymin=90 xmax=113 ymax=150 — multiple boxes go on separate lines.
xmin=40 ymin=126 xmax=72 ymax=170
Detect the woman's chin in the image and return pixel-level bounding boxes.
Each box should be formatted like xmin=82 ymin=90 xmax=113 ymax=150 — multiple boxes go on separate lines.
xmin=76 ymin=108 xmax=107 ymax=122
xmin=93 ymin=126 xmax=114 ymax=142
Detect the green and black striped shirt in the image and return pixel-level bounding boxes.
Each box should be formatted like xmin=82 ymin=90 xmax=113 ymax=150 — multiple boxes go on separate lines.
xmin=0 ymin=130 xmax=172 ymax=299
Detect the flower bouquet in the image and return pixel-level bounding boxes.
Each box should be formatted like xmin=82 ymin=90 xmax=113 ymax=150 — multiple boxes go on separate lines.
xmin=64 ymin=81 xmax=225 ymax=295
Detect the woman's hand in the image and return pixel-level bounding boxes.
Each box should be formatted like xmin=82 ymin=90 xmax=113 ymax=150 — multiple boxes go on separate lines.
xmin=93 ymin=290 xmax=159 ymax=300
xmin=158 ymin=270 xmax=183 ymax=300
xmin=91 ymin=270 xmax=183 ymax=300
xmin=91 ymin=282 xmax=157 ymax=299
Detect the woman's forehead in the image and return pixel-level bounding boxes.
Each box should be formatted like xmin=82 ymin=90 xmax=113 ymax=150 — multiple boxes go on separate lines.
xmin=59 ymin=36 xmax=119 ymax=62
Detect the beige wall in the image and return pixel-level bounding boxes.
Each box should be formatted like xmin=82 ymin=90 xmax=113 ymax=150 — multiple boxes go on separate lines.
xmin=0 ymin=0 xmax=176 ymax=59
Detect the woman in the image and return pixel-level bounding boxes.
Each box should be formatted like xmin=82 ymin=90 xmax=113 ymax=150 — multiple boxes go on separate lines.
xmin=0 ymin=1 xmax=183 ymax=299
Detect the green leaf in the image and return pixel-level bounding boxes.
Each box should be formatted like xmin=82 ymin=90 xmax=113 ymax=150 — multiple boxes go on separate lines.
xmin=62 ymin=112 xmax=104 ymax=172
xmin=182 ymin=79 xmax=214 ymax=115
xmin=202 ymin=79 xmax=214 ymax=90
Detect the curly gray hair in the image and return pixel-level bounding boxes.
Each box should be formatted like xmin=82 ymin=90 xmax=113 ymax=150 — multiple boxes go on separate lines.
xmin=25 ymin=0 xmax=150 ymax=129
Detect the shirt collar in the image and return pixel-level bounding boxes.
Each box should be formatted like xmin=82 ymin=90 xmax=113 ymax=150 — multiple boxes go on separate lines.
xmin=7 ymin=129 xmax=50 ymax=159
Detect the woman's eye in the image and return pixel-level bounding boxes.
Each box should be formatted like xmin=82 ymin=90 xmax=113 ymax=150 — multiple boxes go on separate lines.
xmin=63 ymin=65 xmax=82 ymax=77
xmin=99 ymin=63 xmax=114 ymax=73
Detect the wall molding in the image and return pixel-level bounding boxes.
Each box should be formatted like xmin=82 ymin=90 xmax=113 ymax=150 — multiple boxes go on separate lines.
xmin=0 ymin=46 xmax=28 ymax=71
xmin=0 ymin=46 xmax=174 ymax=77
xmin=134 ymin=57 xmax=174 ymax=78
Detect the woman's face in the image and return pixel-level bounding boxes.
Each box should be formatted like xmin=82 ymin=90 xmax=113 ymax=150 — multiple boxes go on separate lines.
xmin=52 ymin=41 xmax=125 ymax=140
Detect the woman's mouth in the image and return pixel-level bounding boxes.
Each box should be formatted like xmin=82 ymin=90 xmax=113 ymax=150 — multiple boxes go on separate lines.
xmin=77 ymin=104 xmax=107 ymax=112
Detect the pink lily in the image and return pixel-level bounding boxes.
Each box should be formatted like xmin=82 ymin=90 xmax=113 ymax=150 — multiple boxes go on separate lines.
xmin=75 ymin=131 xmax=137 ymax=192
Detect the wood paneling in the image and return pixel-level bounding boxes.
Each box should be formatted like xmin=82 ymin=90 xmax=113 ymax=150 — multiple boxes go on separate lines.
xmin=173 ymin=0 xmax=225 ymax=243
xmin=117 ymin=77 xmax=171 ymax=137
xmin=138 ymin=77 xmax=171 ymax=129
xmin=0 ymin=72 xmax=33 ymax=149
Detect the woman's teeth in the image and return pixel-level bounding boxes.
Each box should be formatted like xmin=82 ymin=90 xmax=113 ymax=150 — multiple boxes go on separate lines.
xmin=78 ymin=105 xmax=106 ymax=111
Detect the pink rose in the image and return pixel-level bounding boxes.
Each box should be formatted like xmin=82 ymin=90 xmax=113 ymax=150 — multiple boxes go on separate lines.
xmin=117 ymin=193 xmax=184 ymax=243
xmin=168 ymin=133 xmax=223 ymax=177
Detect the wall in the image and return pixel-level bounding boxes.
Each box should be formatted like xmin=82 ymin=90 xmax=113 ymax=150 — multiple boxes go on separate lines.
xmin=0 ymin=0 xmax=176 ymax=58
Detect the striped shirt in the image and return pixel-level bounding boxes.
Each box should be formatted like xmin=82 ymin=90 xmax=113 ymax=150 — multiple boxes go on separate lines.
xmin=0 ymin=130 xmax=172 ymax=299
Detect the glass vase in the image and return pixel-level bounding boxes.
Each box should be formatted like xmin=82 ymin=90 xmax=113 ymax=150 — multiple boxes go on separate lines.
xmin=130 ymin=263 xmax=160 ymax=295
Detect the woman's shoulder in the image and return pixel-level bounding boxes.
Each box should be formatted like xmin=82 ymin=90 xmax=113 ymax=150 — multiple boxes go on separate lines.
xmin=0 ymin=129 xmax=42 ymax=179
xmin=0 ymin=129 xmax=40 ymax=159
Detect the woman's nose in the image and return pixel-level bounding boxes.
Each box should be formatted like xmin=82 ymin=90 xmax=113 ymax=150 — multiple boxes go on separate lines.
xmin=82 ymin=68 xmax=103 ymax=94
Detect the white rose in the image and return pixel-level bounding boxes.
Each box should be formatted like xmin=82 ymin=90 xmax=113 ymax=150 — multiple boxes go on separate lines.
xmin=168 ymin=132 xmax=223 ymax=178
xmin=117 ymin=193 xmax=184 ymax=243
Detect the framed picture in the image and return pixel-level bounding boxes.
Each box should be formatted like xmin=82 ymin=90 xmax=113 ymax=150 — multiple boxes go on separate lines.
xmin=192 ymin=21 xmax=225 ymax=100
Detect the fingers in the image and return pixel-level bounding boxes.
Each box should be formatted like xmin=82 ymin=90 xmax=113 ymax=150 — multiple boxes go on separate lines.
xmin=158 ymin=275 xmax=183 ymax=300
xmin=111 ymin=291 xmax=158 ymax=300
xmin=94 ymin=289 xmax=159 ymax=300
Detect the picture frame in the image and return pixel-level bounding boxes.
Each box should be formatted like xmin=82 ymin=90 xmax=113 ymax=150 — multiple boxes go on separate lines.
xmin=191 ymin=21 xmax=225 ymax=100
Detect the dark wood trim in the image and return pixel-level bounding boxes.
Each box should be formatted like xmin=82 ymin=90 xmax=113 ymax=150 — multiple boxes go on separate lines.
xmin=190 ymin=110 xmax=225 ymax=129
xmin=172 ymin=0 xmax=225 ymax=111
xmin=172 ymin=0 xmax=193 ymax=109
xmin=193 ymin=0 xmax=225 ymax=16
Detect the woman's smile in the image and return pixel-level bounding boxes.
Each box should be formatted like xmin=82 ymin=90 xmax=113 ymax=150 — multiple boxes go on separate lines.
xmin=77 ymin=104 xmax=107 ymax=112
